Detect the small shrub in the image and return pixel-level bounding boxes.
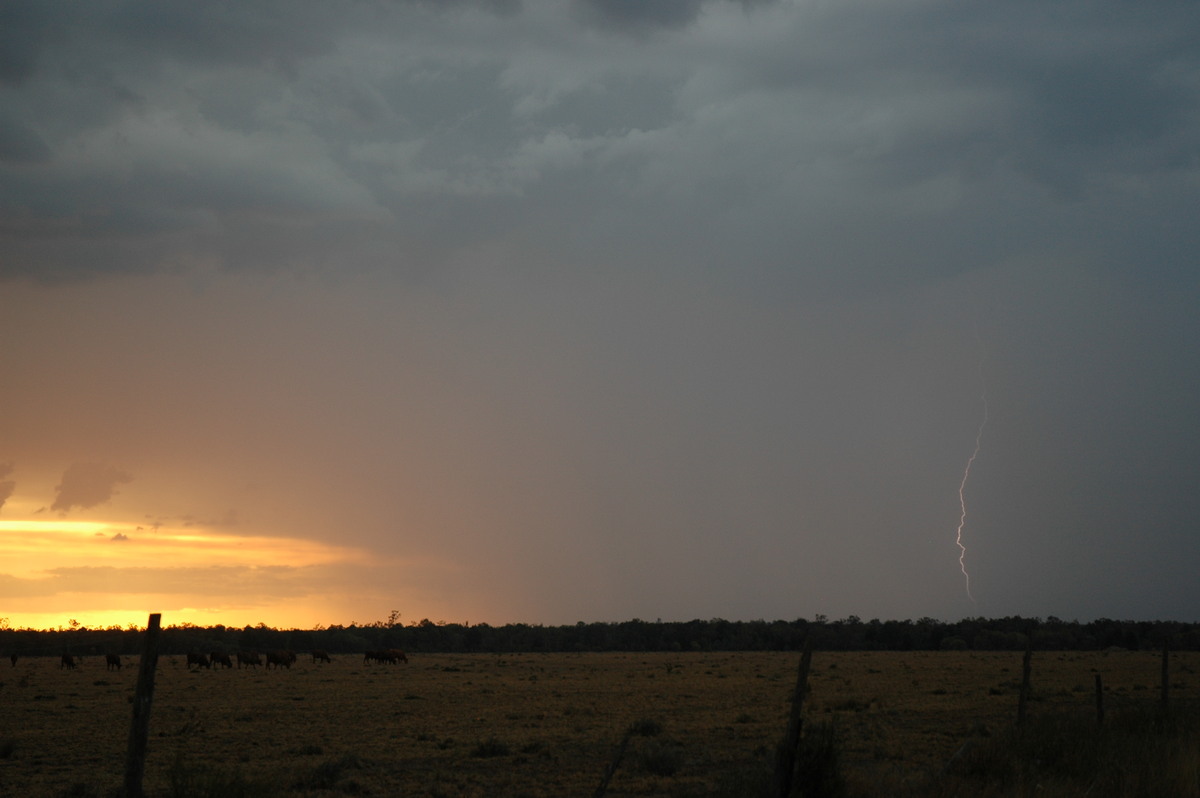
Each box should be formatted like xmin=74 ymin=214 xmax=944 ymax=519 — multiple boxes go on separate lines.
xmin=298 ymin=754 xmax=364 ymax=791
xmin=289 ymin=744 xmax=323 ymax=756
xmin=168 ymin=755 xmax=278 ymax=798
xmin=470 ymin=737 xmax=511 ymax=758
xmin=943 ymin=705 xmax=1200 ymax=797
xmin=708 ymin=762 xmax=773 ymax=798
xmin=634 ymin=737 xmax=685 ymax=777
xmin=830 ymin=697 xmax=870 ymax=712
xmin=627 ymin=718 xmax=664 ymax=737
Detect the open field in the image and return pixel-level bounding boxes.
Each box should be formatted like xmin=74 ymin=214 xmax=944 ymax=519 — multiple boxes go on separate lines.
xmin=1 ymin=649 xmax=1196 ymax=797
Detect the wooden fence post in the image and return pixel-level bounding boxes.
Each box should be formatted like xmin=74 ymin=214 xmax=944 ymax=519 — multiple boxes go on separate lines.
xmin=1094 ymin=673 xmax=1104 ymax=726
xmin=123 ymin=613 xmax=162 ymax=798
xmin=1161 ymin=640 xmax=1170 ymax=712
xmin=773 ymin=637 xmax=814 ymax=798
xmin=1016 ymin=637 xmax=1032 ymax=727
xmin=592 ymin=729 xmax=632 ymax=798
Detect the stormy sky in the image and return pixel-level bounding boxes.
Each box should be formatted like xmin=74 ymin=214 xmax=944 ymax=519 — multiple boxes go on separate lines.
xmin=1 ymin=0 xmax=1198 ymax=629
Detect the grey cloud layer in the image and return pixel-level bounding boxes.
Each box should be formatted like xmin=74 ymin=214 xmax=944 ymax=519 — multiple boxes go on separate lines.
xmin=51 ymin=463 xmax=133 ymax=513
xmin=1 ymin=1 xmax=1197 ymax=624
xmin=2 ymin=0 xmax=1196 ymax=294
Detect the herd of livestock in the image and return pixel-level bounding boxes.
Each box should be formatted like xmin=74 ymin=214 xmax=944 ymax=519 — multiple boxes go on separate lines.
xmin=8 ymin=649 xmax=409 ymax=671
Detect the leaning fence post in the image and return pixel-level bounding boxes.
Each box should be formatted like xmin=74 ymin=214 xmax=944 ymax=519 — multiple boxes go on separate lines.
xmin=592 ymin=729 xmax=632 ymax=798
xmin=1161 ymin=640 xmax=1170 ymax=712
xmin=123 ymin=613 xmax=162 ymax=798
xmin=773 ymin=637 xmax=814 ymax=798
xmin=1016 ymin=636 xmax=1033 ymax=727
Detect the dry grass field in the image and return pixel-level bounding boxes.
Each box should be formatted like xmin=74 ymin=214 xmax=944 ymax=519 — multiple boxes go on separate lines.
xmin=0 ymin=649 xmax=1195 ymax=797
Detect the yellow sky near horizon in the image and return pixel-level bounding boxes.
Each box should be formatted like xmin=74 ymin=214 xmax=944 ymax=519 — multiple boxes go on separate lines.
xmin=0 ymin=515 xmax=433 ymax=632
xmin=0 ymin=518 xmax=371 ymax=572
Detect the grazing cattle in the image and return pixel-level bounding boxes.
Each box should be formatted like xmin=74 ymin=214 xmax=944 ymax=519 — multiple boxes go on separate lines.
xmin=105 ymin=654 xmax=122 ymax=671
xmin=365 ymin=649 xmax=408 ymax=665
xmin=186 ymin=652 xmax=211 ymax=670
xmin=236 ymin=651 xmax=262 ymax=669
xmin=265 ymin=650 xmax=297 ymax=670
xmin=311 ymin=650 xmax=331 ymax=664
xmin=9 ymin=653 xmax=17 ymax=667
xmin=210 ymin=652 xmax=233 ymax=669
xmin=60 ymin=654 xmax=77 ymax=669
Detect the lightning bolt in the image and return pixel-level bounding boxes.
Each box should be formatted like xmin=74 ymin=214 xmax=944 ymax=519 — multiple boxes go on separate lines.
xmin=956 ymin=331 xmax=988 ymax=603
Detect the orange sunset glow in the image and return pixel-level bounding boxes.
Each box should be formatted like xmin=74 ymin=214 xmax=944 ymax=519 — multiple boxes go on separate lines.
xmin=0 ymin=508 xmax=443 ymax=631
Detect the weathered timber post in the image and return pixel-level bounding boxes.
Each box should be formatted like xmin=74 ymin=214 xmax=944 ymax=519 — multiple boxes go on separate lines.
xmin=1094 ymin=673 xmax=1104 ymax=725
xmin=592 ymin=729 xmax=632 ymax=798
xmin=773 ymin=637 xmax=814 ymax=798
xmin=123 ymin=613 xmax=162 ymax=798
xmin=1161 ymin=640 xmax=1170 ymax=711
xmin=1016 ymin=637 xmax=1033 ymax=727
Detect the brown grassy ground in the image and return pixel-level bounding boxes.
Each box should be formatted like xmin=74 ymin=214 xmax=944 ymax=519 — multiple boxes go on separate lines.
xmin=0 ymin=649 xmax=1194 ymax=797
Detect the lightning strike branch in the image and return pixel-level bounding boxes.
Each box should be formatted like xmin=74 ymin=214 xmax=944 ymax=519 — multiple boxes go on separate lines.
xmin=956 ymin=400 xmax=986 ymax=602
xmin=956 ymin=330 xmax=988 ymax=603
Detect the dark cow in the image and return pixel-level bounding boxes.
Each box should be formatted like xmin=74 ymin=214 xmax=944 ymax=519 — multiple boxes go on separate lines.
xmin=236 ymin=651 xmax=262 ymax=669
xmin=186 ymin=652 xmax=211 ymax=670
xmin=60 ymin=654 xmax=78 ymax=669
xmin=9 ymin=653 xmax=17 ymax=667
xmin=105 ymin=654 xmax=122 ymax=671
xmin=265 ymin=650 xmax=296 ymax=670
xmin=210 ymin=652 xmax=233 ymax=669
xmin=311 ymin=650 xmax=331 ymax=664
xmin=365 ymin=649 xmax=408 ymax=665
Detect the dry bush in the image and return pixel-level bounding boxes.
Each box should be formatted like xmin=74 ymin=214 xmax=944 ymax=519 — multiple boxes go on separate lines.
xmin=935 ymin=703 xmax=1200 ymax=798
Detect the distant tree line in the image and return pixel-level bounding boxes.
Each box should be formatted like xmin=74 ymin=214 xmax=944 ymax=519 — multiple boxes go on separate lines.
xmin=3 ymin=615 xmax=1199 ymax=657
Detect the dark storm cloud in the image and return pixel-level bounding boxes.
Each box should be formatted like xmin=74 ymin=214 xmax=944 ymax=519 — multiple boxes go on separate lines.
xmin=811 ymin=3 xmax=1200 ymax=190
xmin=0 ymin=0 xmax=1196 ymax=290
xmin=0 ymin=2 xmax=58 ymax=86
xmin=575 ymin=0 xmax=706 ymax=32
xmin=576 ymin=0 xmax=778 ymax=33
xmin=0 ymin=109 xmax=51 ymax=163
xmin=51 ymin=463 xmax=133 ymax=513
xmin=0 ymin=1 xmax=338 ymax=74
